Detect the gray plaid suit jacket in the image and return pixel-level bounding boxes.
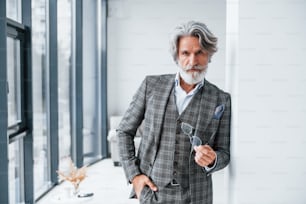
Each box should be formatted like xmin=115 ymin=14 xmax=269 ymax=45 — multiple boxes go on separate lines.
xmin=117 ymin=74 xmax=231 ymax=203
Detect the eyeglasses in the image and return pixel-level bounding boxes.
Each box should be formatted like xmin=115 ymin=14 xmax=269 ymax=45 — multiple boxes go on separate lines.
xmin=181 ymin=122 xmax=202 ymax=147
xmin=181 ymin=122 xmax=218 ymax=147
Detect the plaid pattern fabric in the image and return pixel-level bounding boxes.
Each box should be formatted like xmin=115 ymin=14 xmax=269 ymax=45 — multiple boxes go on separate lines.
xmin=139 ymin=185 xmax=191 ymax=204
xmin=117 ymin=74 xmax=231 ymax=203
xmin=172 ymin=89 xmax=202 ymax=189
xmin=149 ymin=87 xmax=177 ymax=187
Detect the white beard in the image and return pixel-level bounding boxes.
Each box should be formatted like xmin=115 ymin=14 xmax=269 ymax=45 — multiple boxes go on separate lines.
xmin=178 ymin=64 xmax=207 ymax=85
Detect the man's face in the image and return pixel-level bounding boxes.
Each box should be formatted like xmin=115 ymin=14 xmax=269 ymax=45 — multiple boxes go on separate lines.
xmin=177 ymin=36 xmax=209 ymax=85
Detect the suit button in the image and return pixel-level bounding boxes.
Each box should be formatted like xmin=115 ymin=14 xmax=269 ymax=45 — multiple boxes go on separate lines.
xmin=177 ymin=119 xmax=182 ymax=126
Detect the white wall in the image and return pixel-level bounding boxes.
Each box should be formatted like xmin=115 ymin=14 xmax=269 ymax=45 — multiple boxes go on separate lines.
xmin=107 ymin=0 xmax=226 ymax=117
xmin=228 ymin=0 xmax=306 ymax=203
xmin=107 ymin=0 xmax=306 ymax=203
xmin=107 ymin=1 xmax=227 ymax=203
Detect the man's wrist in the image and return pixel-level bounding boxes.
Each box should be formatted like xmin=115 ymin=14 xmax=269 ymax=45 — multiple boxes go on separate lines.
xmin=204 ymin=152 xmax=217 ymax=171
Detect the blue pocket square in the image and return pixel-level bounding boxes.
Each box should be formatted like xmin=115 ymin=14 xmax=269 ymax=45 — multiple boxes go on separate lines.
xmin=213 ymin=104 xmax=225 ymax=119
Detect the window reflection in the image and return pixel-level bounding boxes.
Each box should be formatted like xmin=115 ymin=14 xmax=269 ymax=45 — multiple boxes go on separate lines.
xmin=58 ymin=0 xmax=72 ymax=171
xmin=6 ymin=0 xmax=22 ymax=22
xmin=7 ymin=37 xmax=22 ymax=127
xmin=32 ymin=0 xmax=50 ymax=197
xmin=82 ymin=1 xmax=102 ymax=164
xmin=9 ymin=140 xmax=24 ymax=204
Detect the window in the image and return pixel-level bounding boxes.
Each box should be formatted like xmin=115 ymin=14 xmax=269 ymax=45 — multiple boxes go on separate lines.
xmin=8 ymin=139 xmax=25 ymax=204
xmin=32 ymin=0 xmax=50 ymax=197
xmin=6 ymin=19 xmax=26 ymax=204
xmin=1 ymin=1 xmax=108 ymax=202
xmin=6 ymin=0 xmax=22 ymax=22
xmin=58 ymin=0 xmax=72 ymax=170
xmin=7 ymin=37 xmax=22 ymax=128
xmin=82 ymin=1 xmax=103 ymax=164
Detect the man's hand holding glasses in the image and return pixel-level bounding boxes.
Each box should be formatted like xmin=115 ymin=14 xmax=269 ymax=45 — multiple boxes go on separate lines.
xmin=181 ymin=122 xmax=217 ymax=168
xmin=193 ymin=145 xmax=216 ymax=167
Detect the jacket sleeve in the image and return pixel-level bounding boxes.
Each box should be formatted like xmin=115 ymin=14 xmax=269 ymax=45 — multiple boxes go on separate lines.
xmin=116 ymin=77 xmax=148 ymax=183
xmin=206 ymin=93 xmax=231 ymax=175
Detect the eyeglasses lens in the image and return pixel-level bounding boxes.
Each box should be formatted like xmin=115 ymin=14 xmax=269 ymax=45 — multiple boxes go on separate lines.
xmin=181 ymin=122 xmax=193 ymax=135
xmin=190 ymin=136 xmax=202 ymax=147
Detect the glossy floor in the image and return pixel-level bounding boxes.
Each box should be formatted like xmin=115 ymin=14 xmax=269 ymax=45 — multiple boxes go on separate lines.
xmin=37 ymin=159 xmax=137 ymax=204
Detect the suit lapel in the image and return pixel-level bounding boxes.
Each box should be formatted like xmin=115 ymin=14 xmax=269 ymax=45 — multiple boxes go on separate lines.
xmin=194 ymin=80 xmax=218 ymax=140
xmin=152 ymin=75 xmax=175 ymax=147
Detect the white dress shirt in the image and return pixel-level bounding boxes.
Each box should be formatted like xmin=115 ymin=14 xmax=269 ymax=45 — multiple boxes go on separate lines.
xmin=174 ymin=73 xmax=204 ymax=115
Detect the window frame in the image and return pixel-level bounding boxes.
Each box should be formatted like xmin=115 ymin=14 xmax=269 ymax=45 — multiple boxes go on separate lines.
xmin=0 ymin=0 xmax=109 ymax=203
xmin=6 ymin=17 xmax=27 ymax=204
xmin=7 ymin=19 xmax=27 ymax=139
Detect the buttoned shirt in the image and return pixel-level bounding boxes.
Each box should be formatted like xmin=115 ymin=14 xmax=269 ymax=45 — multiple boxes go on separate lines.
xmin=174 ymin=73 xmax=204 ymax=115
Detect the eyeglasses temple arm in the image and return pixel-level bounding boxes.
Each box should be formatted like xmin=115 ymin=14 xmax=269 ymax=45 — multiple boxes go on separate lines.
xmin=207 ymin=131 xmax=217 ymax=147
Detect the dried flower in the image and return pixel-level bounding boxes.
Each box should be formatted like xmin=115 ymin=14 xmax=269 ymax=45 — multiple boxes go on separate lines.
xmin=56 ymin=158 xmax=87 ymax=194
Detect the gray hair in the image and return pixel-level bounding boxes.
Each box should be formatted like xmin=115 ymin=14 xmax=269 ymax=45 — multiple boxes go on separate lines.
xmin=170 ymin=21 xmax=218 ymax=63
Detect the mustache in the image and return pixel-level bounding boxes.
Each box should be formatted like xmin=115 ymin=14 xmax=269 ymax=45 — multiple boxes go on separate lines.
xmin=182 ymin=64 xmax=207 ymax=71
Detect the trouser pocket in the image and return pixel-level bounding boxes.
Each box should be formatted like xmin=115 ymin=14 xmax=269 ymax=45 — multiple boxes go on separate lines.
xmin=139 ymin=186 xmax=154 ymax=203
